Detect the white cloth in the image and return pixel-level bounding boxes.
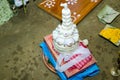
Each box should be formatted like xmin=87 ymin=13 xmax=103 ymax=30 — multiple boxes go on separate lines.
xmin=55 ymin=45 xmax=91 ymax=72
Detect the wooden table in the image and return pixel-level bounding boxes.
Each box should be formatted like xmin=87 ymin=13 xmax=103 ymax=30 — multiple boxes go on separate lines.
xmin=38 ymin=0 xmax=102 ymax=24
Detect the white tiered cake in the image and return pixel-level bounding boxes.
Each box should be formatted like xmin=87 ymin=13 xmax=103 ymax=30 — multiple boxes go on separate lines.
xmin=52 ymin=3 xmax=79 ymax=53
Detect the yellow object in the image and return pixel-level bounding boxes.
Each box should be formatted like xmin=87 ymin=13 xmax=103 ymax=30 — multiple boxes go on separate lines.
xmin=100 ymin=26 xmax=120 ymax=45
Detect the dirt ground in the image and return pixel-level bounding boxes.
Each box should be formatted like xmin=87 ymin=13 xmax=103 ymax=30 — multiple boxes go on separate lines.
xmin=0 ymin=0 xmax=120 ymax=80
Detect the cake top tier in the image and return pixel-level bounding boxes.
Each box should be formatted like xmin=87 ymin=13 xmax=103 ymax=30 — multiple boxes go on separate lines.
xmin=61 ymin=3 xmax=71 ymax=16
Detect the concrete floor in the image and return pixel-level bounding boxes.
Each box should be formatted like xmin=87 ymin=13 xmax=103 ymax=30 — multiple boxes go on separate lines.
xmin=0 ymin=0 xmax=120 ymax=80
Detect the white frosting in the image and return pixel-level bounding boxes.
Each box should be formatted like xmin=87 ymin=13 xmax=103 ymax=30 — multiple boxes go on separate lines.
xmin=52 ymin=3 xmax=79 ymax=53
